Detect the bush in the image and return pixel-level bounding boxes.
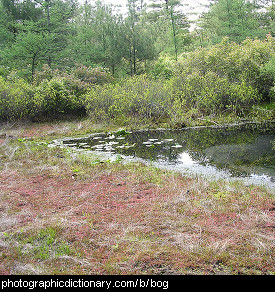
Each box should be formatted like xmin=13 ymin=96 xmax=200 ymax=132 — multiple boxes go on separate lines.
xmin=84 ymin=75 xmax=173 ymax=124
xmin=148 ymin=54 xmax=175 ymax=80
xmin=260 ymin=55 xmax=275 ymax=102
xmin=34 ymin=77 xmax=83 ymax=117
xmin=0 ymin=77 xmax=43 ymax=121
xmin=33 ymin=64 xmax=114 ymax=87
xmin=71 ymin=65 xmax=114 ymax=85
xmin=176 ymin=36 xmax=275 ymax=101
xmin=172 ymin=72 xmax=260 ymax=115
xmin=0 ymin=64 xmax=115 ymax=121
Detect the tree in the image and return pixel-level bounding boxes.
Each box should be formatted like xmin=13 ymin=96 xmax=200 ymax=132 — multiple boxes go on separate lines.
xmin=125 ymin=0 xmax=157 ymax=75
xmin=126 ymin=0 xmax=139 ymax=75
xmin=164 ymin=0 xmax=180 ymax=60
xmin=148 ymin=0 xmax=190 ymax=59
xmin=256 ymin=0 xmax=275 ymax=35
xmin=0 ymin=2 xmax=14 ymax=51
xmin=197 ymin=0 xmax=266 ymax=43
xmin=5 ymin=31 xmax=53 ymax=81
xmin=34 ymin=0 xmax=77 ymax=68
xmin=67 ymin=0 xmax=128 ymax=75
xmin=0 ymin=0 xmax=77 ymax=71
xmin=93 ymin=0 xmax=127 ymax=74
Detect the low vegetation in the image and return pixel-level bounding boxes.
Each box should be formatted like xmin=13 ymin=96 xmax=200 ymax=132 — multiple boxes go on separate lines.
xmin=1 ymin=37 xmax=274 ymax=128
xmin=0 ymin=122 xmax=274 ymax=275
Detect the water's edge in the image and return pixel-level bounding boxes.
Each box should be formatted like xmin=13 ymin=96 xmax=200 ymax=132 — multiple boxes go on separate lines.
xmin=50 ymin=122 xmax=275 ymax=194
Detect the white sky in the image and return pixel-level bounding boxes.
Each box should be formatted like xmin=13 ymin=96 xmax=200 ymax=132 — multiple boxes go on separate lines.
xmin=79 ymin=0 xmax=209 ymax=18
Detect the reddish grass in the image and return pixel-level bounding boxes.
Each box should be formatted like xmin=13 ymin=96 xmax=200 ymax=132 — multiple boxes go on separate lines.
xmin=0 ymin=121 xmax=274 ymax=275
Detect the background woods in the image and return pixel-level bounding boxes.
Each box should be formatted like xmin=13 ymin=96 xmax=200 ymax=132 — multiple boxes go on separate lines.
xmin=0 ymin=0 xmax=274 ymax=124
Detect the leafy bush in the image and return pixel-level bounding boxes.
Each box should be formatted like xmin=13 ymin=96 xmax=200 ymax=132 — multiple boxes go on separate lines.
xmin=0 ymin=66 xmax=9 ymax=78
xmin=32 ymin=64 xmax=61 ymax=85
xmin=71 ymin=65 xmax=114 ymax=85
xmin=176 ymin=36 xmax=275 ymax=101
xmin=262 ymin=55 xmax=275 ymax=79
xmin=1 ymin=37 xmax=274 ymax=123
xmin=172 ymin=71 xmax=260 ymax=115
xmin=148 ymin=54 xmax=175 ymax=80
xmin=0 ymin=77 xmax=43 ymax=121
xmin=84 ymin=75 xmax=173 ymax=124
xmin=0 ymin=65 xmax=115 ymax=121
xmin=34 ymin=77 xmax=83 ymax=117
xmin=32 ymin=65 xmax=114 ymax=117
xmin=34 ymin=64 xmax=113 ymax=88
xmin=261 ymin=55 xmax=275 ymax=102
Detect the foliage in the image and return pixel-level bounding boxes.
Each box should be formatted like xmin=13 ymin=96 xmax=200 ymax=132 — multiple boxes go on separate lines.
xmin=0 ymin=0 xmax=274 ymax=123
xmin=197 ymin=0 xmax=267 ymax=44
xmin=174 ymin=36 xmax=275 ymax=108
xmin=0 ymin=76 xmax=42 ymax=121
xmin=172 ymin=71 xmax=260 ymax=115
xmin=33 ymin=64 xmax=113 ymax=87
xmin=1 ymin=34 xmax=274 ymax=123
xmin=261 ymin=55 xmax=275 ymax=101
xmin=71 ymin=65 xmax=114 ymax=85
xmin=0 ymin=65 xmax=113 ymax=121
xmin=2 ymin=31 xmax=53 ymax=81
xmin=84 ymin=74 xmax=173 ymax=124
xmin=148 ymin=53 xmax=175 ymax=79
xmin=262 ymin=55 xmax=275 ymax=79
xmin=34 ymin=77 xmax=82 ymax=117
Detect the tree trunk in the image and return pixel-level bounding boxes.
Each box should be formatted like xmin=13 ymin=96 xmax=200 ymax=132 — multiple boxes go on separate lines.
xmin=46 ymin=0 xmax=51 ymax=67
xmin=31 ymin=54 xmax=37 ymax=83
xmin=165 ymin=0 xmax=178 ymax=61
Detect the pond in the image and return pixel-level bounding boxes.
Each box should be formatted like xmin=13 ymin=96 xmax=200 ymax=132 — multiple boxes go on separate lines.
xmin=58 ymin=122 xmax=275 ymax=192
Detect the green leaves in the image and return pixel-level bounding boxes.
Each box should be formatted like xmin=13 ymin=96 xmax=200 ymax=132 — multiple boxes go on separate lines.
xmin=174 ymin=36 xmax=275 ymax=113
xmin=0 ymin=76 xmax=42 ymax=121
xmin=4 ymin=31 xmax=54 ymax=80
xmin=84 ymin=74 xmax=173 ymax=124
xmin=198 ymin=0 xmax=266 ymax=44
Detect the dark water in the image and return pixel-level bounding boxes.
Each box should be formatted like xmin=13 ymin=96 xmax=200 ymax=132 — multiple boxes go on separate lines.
xmin=60 ymin=122 xmax=275 ymax=190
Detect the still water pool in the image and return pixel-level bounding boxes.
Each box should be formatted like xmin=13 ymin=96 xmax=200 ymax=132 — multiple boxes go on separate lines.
xmin=59 ymin=122 xmax=275 ymax=192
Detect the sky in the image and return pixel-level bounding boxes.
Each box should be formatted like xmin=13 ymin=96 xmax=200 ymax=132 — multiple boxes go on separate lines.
xmin=79 ymin=0 xmax=209 ymax=18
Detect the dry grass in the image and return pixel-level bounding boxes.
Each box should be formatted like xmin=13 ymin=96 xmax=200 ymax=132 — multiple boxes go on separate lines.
xmin=0 ymin=120 xmax=274 ymax=275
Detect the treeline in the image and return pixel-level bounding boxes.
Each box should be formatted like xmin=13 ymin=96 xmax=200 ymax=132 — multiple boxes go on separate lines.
xmin=0 ymin=0 xmax=190 ymax=78
xmin=0 ymin=0 xmax=274 ymax=78
xmin=1 ymin=37 xmax=274 ymax=124
xmin=0 ymin=0 xmax=274 ymax=124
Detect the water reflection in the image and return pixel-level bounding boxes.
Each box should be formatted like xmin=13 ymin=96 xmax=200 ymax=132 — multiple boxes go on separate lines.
xmin=60 ymin=122 xmax=275 ymax=191
xmin=178 ymin=152 xmax=196 ymax=165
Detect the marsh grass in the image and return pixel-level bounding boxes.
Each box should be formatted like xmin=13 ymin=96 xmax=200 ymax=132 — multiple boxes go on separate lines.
xmin=0 ymin=122 xmax=274 ymax=275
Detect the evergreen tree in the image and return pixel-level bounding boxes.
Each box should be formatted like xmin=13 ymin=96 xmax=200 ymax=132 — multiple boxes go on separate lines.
xmin=125 ymin=0 xmax=156 ymax=75
xmin=148 ymin=0 xmax=190 ymax=59
xmin=197 ymin=0 xmax=266 ymax=43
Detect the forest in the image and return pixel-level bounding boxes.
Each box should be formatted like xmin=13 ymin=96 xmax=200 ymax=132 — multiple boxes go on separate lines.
xmin=0 ymin=0 xmax=274 ymax=126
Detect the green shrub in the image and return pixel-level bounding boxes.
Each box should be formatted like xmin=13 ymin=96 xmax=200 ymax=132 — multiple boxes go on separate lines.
xmin=172 ymin=71 xmax=260 ymax=115
xmin=0 ymin=66 xmax=8 ymax=78
xmin=260 ymin=55 xmax=275 ymax=102
xmin=84 ymin=75 xmax=172 ymax=124
xmin=0 ymin=77 xmax=43 ymax=121
xmin=34 ymin=64 xmax=114 ymax=87
xmin=32 ymin=64 xmax=61 ymax=85
xmin=262 ymin=55 xmax=275 ymax=79
xmin=0 ymin=64 xmax=115 ymax=121
xmin=71 ymin=65 xmax=114 ymax=85
xmin=34 ymin=77 xmax=83 ymax=117
xmin=176 ymin=36 xmax=275 ymax=102
xmin=32 ymin=65 xmax=114 ymax=117
xmin=148 ymin=54 xmax=175 ymax=80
